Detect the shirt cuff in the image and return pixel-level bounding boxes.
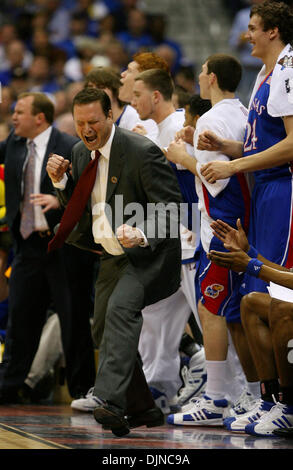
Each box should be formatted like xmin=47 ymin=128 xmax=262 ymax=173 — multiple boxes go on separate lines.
xmin=53 ymin=173 xmax=68 ymax=190
xmin=136 ymin=227 xmax=149 ymax=247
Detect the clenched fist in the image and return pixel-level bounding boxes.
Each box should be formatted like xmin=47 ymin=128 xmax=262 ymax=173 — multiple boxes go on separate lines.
xmin=46 ymin=153 xmax=70 ymax=183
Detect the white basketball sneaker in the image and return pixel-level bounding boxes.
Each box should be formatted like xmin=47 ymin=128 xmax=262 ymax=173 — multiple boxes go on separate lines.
xmin=167 ymin=394 xmax=230 ymax=426
xmin=228 ymin=389 xmax=258 ymax=417
xmin=71 ymin=387 xmax=102 ymax=412
xmin=170 ymin=348 xmax=207 ymax=409
xmin=223 ymin=399 xmax=274 ymax=432
xmin=245 ymin=402 xmax=293 ymax=437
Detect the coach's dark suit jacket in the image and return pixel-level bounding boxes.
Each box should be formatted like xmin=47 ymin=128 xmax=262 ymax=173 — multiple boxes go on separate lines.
xmin=0 ymin=127 xmax=79 ymax=251
xmin=57 ymin=126 xmax=182 ymax=306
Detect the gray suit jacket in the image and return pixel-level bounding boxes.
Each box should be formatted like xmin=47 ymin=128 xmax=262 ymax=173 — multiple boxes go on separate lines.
xmin=57 ymin=126 xmax=182 ymax=305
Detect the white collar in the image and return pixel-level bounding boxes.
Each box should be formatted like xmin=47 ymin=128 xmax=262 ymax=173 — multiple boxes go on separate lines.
xmin=28 ymin=126 xmax=52 ymax=148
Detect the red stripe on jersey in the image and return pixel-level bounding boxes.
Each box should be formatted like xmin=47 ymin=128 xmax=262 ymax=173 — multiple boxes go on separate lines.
xmin=202 ymin=183 xmax=210 ymax=217
xmin=258 ymin=70 xmax=273 ymax=91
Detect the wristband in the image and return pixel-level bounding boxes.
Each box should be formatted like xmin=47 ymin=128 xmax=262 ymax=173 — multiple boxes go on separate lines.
xmin=246 ymin=258 xmax=264 ymax=278
xmin=247 ymin=245 xmax=258 ymax=258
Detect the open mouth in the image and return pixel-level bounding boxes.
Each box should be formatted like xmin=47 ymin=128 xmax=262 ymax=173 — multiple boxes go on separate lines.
xmin=85 ymin=135 xmax=97 ymax=144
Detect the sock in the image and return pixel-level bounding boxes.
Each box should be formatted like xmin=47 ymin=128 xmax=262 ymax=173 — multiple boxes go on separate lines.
xmin=205 ymin=360 xmax=228 ymax=400
xmin=279 ymin=385 xmax=293 ymax=406
xmin=247 ymin=381 xmax=260 ymax=399
xmin=260 ymin=379 xmax=279 ymax=403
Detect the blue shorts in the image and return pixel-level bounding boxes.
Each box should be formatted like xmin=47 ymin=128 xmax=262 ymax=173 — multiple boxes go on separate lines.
xmin=241 ymin=176 xmax=293 ymax=295
xmin=195 ymin=240 xmax=243 ymax=323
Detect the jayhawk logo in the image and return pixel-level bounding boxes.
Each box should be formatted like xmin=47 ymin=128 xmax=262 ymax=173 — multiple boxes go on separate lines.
xmin=204 ymin=283 xmax=224 ymax=299
xmin=278 ymin=55 xmax=293 ymax=70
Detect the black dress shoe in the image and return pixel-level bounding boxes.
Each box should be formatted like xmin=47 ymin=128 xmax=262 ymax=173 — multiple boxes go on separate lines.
xmin=273 ymin=427 xmax=293 ymax=438
xmin=0 ymin=386 xmax=31 ymax=405
xmin=94 ymin=404 xmax=130 ymax=437
xmin=30 ymin=370 xmax=55 ymax=402
xmin=127 ymin=406 xmax=165 ymax=429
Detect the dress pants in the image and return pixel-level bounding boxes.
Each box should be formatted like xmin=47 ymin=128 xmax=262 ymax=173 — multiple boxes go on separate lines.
xmin=24 ymin=312 xmax=63 ymax=389
xmin=62 ymin=244 xmax=96 ymax=397
xmin=0 ymin=233 xmax=72 ymax=394
xmin=92 ymin=252 xmax=155 ymax=415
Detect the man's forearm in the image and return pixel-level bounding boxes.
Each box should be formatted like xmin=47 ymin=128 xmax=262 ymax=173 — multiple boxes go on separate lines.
xmin=230 ymin=135 xmax=293 ymax=174
xmin=179 ymin=152 xmax=198 ymax=176
xmin=54 ymin=173 xmax=75 ymax=208
xmin=259 ymin=264 xmax=293 ymax=289
xmin=221 ymin=139 xmax=243 ymax=159
xmin=258 ymin=252 xmax=290 ymax=272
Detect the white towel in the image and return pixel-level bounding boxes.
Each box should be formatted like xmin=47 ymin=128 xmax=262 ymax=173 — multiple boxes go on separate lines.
xmin=268 ymin=43 xmax=293 ymax=117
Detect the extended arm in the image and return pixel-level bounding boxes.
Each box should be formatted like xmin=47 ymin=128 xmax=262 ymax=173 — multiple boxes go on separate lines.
xmin=211 ymin=218 xmax=291 ymax=272
xmin=209 ymin=218 xmax=293 ymax=288
xmin=200 ymin=116 xmax=293 ymax=183
xmin=197 ymin=130 xmax=243 ymax=159
xmin=208 ymin=249 xmax=293 ymax=289
xmin=46 ymin=152 xmax=76 ymax=208
xmin=164 ymin=139 xmax=198 ymax=176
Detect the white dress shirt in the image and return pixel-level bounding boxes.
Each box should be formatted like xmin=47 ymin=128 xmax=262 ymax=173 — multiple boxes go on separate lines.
xmin=91 ymin=125 xmax=124 ymax=255
xmin=24 ymin=126 xmax=53 ymax=232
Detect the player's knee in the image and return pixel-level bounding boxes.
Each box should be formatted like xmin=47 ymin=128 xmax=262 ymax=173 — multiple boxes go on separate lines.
xmin=240 ymin=292 xmax=259 ymax=323
xmin=269 ymin=298 xmax=293 ymax=329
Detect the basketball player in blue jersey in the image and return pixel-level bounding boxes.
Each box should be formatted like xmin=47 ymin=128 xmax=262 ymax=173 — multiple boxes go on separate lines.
xmin=200 ymin=1 xmax=293 ymax=290
xmin=198 ymin=1 xmax=293 ymax=433
xmin=165 ymin=54 xmax=255 ymax=427
xmin=206 ymin=218 xmax=293 ymax=437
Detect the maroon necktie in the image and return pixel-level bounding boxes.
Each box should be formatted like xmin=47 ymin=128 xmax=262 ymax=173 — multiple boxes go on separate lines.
xmin=48 ymin=150 xmax=101 ymax=252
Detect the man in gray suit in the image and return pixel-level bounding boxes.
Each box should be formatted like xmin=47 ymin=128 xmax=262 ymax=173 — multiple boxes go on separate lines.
xmin=47 ymin=88 xmax=182 ymax=436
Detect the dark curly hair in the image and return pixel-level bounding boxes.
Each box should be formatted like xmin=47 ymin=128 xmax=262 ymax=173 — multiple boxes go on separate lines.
xmin=250 ymin=1 xmax=293 ymax=45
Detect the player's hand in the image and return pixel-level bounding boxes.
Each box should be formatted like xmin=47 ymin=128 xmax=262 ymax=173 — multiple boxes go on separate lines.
xmin=175 ymin=126 xmax=195 ymax=145
xmin=200 ymin=160 xmax=234 ymax=183
xmin=210 ymin=218 xmax=249 ymax=253
xmin=197 ymin=130 xmax=224 ymax=151
xmin=132 ymin=124 xmax=147 ymax=136
xmin=165 ymin=139 xmax=187 ymax=165
xmin=207 ymin=249 xmax=250 ymax=272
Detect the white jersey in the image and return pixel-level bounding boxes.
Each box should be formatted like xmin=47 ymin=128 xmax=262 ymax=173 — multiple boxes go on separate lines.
xmin=194 ymin=98 xmax=248 ymax=252
xmin=157 ymin=109 xmax=197 ymax=260
xmin=247 ymin=44 xmax=293 ymax=118
xmin=118 ymin=104 xmax=159 ymax=143
xmin=269 ymin=43 xmax=293 ymax=117
xmin=157 ymin=109 xmax=185 ymax=149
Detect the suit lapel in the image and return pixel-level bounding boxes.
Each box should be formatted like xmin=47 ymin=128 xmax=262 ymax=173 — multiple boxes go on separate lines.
xmin=15 ymin=141 xmax=28 ymax=181
xmin=106 ymin=128 xmax=125 ymax=203
xmin=80 ymin=148 xmax=93 ymax=211
xmin=40 ymin=127 xmax=57 ymax=182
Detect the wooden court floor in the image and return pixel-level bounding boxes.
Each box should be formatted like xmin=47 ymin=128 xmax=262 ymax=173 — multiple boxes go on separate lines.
xmin=0 ymin=403 xmax=293 ymax=460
